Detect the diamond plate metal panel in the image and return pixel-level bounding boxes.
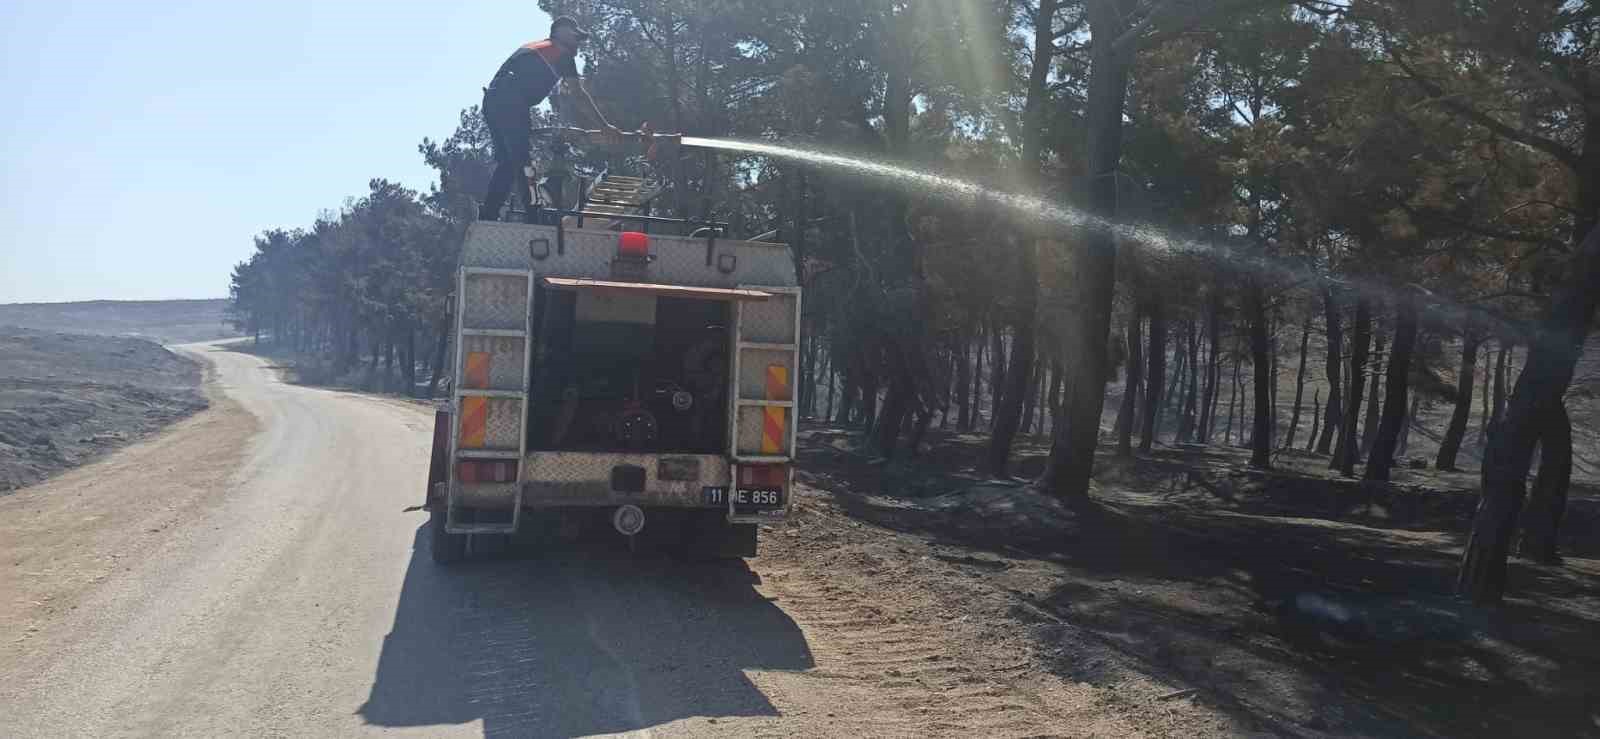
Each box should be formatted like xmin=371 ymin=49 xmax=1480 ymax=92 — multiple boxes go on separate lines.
xmin=462 ymin=336 xmax=527 ymax=391
xmin=737 ymin=348 xmax=794 ymax=402
xmin=461 ymin=221 xmax=536 ymax=270
xmin=463 ymin=274 xmax=530 ymax=330
xmin=463 ymin=223 xmax=798 ymax=289
xmin=739 ymin=293 xmax=798 ymax=344
xmin=524 ymin=452 xmax=729 ymax=485
xmin=480 ymin=397 xmax=522 ymax=450
xmin=456 ymin=482 xmax=519 ymax=510
xmin=522 ymin=452 xmax=731 ymax=507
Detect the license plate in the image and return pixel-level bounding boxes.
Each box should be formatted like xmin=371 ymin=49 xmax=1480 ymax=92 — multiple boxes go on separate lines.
xmin=703 ymin=486 xmax=785 ymax=508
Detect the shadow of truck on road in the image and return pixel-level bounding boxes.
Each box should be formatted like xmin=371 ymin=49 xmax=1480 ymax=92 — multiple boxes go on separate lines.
xmin=360 ymin=526 xmax=814 ymax=737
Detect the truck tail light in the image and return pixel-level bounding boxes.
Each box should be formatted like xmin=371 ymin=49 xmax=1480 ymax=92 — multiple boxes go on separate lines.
xmin=456 ymin=460 xmax=518 ymax=484
xmin=740 ymin=464 xmax=787 ymax=489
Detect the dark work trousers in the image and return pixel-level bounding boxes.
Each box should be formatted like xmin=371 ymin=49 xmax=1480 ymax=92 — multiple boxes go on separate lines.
xmin=481 ymin=89 xmax=533 ymax=220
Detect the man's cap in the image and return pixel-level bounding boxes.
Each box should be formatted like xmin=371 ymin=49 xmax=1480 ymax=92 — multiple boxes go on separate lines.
xmin=551 ymin=16 xmax=591 ymax=40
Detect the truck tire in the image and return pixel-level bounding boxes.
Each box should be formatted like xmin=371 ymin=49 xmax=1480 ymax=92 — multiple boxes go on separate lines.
xmin=430 ymin=505 xmax=468 ymax=564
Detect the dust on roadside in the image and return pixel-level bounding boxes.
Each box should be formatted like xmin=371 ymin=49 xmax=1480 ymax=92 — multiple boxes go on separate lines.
xmin=0 ymin=327 xmax=209 ymax=493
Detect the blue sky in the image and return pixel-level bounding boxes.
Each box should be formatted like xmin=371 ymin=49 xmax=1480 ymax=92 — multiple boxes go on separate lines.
xmin=1 ymin=1 xmax=554 ymax=303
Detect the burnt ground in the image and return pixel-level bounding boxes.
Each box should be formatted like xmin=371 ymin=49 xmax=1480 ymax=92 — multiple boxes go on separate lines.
xmin=0 ymin=299 xmax=240 ymax=345
xmin=766 ymin=422 xmax=1600 ymax=737
xmin=0 ymin=328 xmax=207 ymax=493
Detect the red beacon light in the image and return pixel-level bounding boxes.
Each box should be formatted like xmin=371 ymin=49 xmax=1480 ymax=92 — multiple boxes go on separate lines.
xmin=618 ymin=231 xmax=651 ymax=260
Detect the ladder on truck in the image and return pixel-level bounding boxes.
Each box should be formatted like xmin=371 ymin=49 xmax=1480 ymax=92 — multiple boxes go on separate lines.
xmin=564 ymin=173 xmax=666 ymax=230
xmin=446 ymin=266 xmax=533 ymax=535
xmin=728 ymin=286 xmax=802 ymax=523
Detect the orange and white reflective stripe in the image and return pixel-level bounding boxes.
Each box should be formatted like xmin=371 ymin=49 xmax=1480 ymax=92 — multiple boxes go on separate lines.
xmin=765 ymin=364 xmax=791 ymax=401
xmin=460 ymin=396 xmax=488 ymax=448
xmin=464 ymin=351 xmax=491 ymax=389
xmin=762 ymin=364 xmax=789 ymax=455
xmin=762 ymin=407 xmax=785 ymax=455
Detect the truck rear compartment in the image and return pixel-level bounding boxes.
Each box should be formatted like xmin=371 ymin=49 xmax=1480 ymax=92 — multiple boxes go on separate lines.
xmin=528 ymin=290 xmax=732 ymax=455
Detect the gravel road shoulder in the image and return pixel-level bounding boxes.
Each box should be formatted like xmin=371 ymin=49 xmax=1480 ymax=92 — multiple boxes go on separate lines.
xmin=0 ymin=345 xmax=256 ymax=674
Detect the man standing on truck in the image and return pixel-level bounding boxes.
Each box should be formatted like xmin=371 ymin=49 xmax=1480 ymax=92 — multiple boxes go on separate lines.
xmin=479 ymin=16 xmax=621 ymax=221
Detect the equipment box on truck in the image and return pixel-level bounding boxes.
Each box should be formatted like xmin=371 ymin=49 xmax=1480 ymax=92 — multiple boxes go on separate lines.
xmin=424 ymin=203 xmax=801 ymax=563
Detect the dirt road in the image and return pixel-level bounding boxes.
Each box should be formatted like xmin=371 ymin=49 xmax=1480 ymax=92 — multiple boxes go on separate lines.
xmin=1 ymin=346 xmax=1152 ymax=738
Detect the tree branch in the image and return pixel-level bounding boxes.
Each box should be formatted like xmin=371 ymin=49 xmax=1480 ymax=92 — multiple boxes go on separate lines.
xmin=1053 ymin=17 xmax=1089 ymax=41
xmin=1391 ymin=54 xmax=1583 ymax=171
xmin=1115 ymin=0 xmax=1290 ymax=54
xmin=1502 ymin=52 xmax=1591 ymax=108
xmin=1471 ymin=290 xmax=1551 ymax=304
xmin=1392 ymin=199 xmax=1568 ymax=252
xmin=1111 ymin=0 xmax=1177 ymax=53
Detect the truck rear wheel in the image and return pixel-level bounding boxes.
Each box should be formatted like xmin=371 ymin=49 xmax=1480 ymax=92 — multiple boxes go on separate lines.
xmin=430 ymin=505 xmax=468 ymax=564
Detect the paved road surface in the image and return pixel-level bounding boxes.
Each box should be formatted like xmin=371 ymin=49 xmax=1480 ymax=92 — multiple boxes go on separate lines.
xmin=0 ymin=346 xmax=814 ymax=737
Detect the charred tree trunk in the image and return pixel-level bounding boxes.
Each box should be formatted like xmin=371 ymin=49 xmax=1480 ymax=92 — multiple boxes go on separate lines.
xmin=969 ymin=327 xmax=985 ymax=431
xmin=1159 ymin=331 xmax=1185 ymax=440
xmin=989 ymin=241 xmax=1039 ymax=476
xmin=990 ymin=322 xmax=1008 ymax=431
xmin=1199 ymin=297 xmax=1222 ymax=443
xmin=956 ymin=334 xmax=972 ymax=431
xmin=1141 ymin=301 xmax=1167 ymax=452
xmin=836 ymin=366 xmax=857 ymax=425
xmin=1225 ymin=342 xmax=1240 ymax=446
xmin=1492 ymin=344 xmax=1509 ymax=426
xmin=1333 ymin=298 xmax=1371 ymax=476
xmin=1366 ymin=295 xmax=1417 ymax=482
xmin=1021 ymin=355 xmax=1041 ymax=438
xmin=1178 ymin=318 xmax=1200 ymax=442
xmin=1398 ymin=394 xmax=1421 ymax=458
xmin=826 ymin=362 xmax=837 ymax=423
xmin=934 ymin=350 xmax=947 ymax=428
xmin=1046 ymin=362 xmax=1064 ymax=436
xmin=1271 ymin=310 xmax=1281 ymax=438
xmin=991 ymin=1 xmax=1052 ymax=473
xmin=1436 ymin=330 xmax=1481 ymax=470
xmin=861 ymin=369 xmax=881 ymax=435
xmin=1306 ymin=389 xmax=1322 ymax=453
xmin=1248 ymin=282 xmax=1273 ymax=468
xmin=1284 ymin=311 xmax=1313 ymax=450
xmin=908 ymin=409 xmax=934 ymax=458
xmin=1519 ymin=403 xmax=1572 ymax=564
xmin=877 ymin=364 xmax=914 ymax=460
xmin=1116 ymin=309 xmax=1143 ymax=456
xmin=1316 ymin=289 xmax=1344 ymax=455
xmin=1479 ymin=343 xmax=1493 ymax=446
xmin=1039 ymin=0 xmax=1130 ymax=501
xmin=1461 ymin=223 xmax=1600 ymax=603
xmin=1361 ymin=329 xmax=1387 ymax=460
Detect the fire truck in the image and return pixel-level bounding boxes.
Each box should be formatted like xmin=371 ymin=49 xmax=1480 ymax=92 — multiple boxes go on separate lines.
xmin=424 ymin=129 xmax=800 ymax=563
